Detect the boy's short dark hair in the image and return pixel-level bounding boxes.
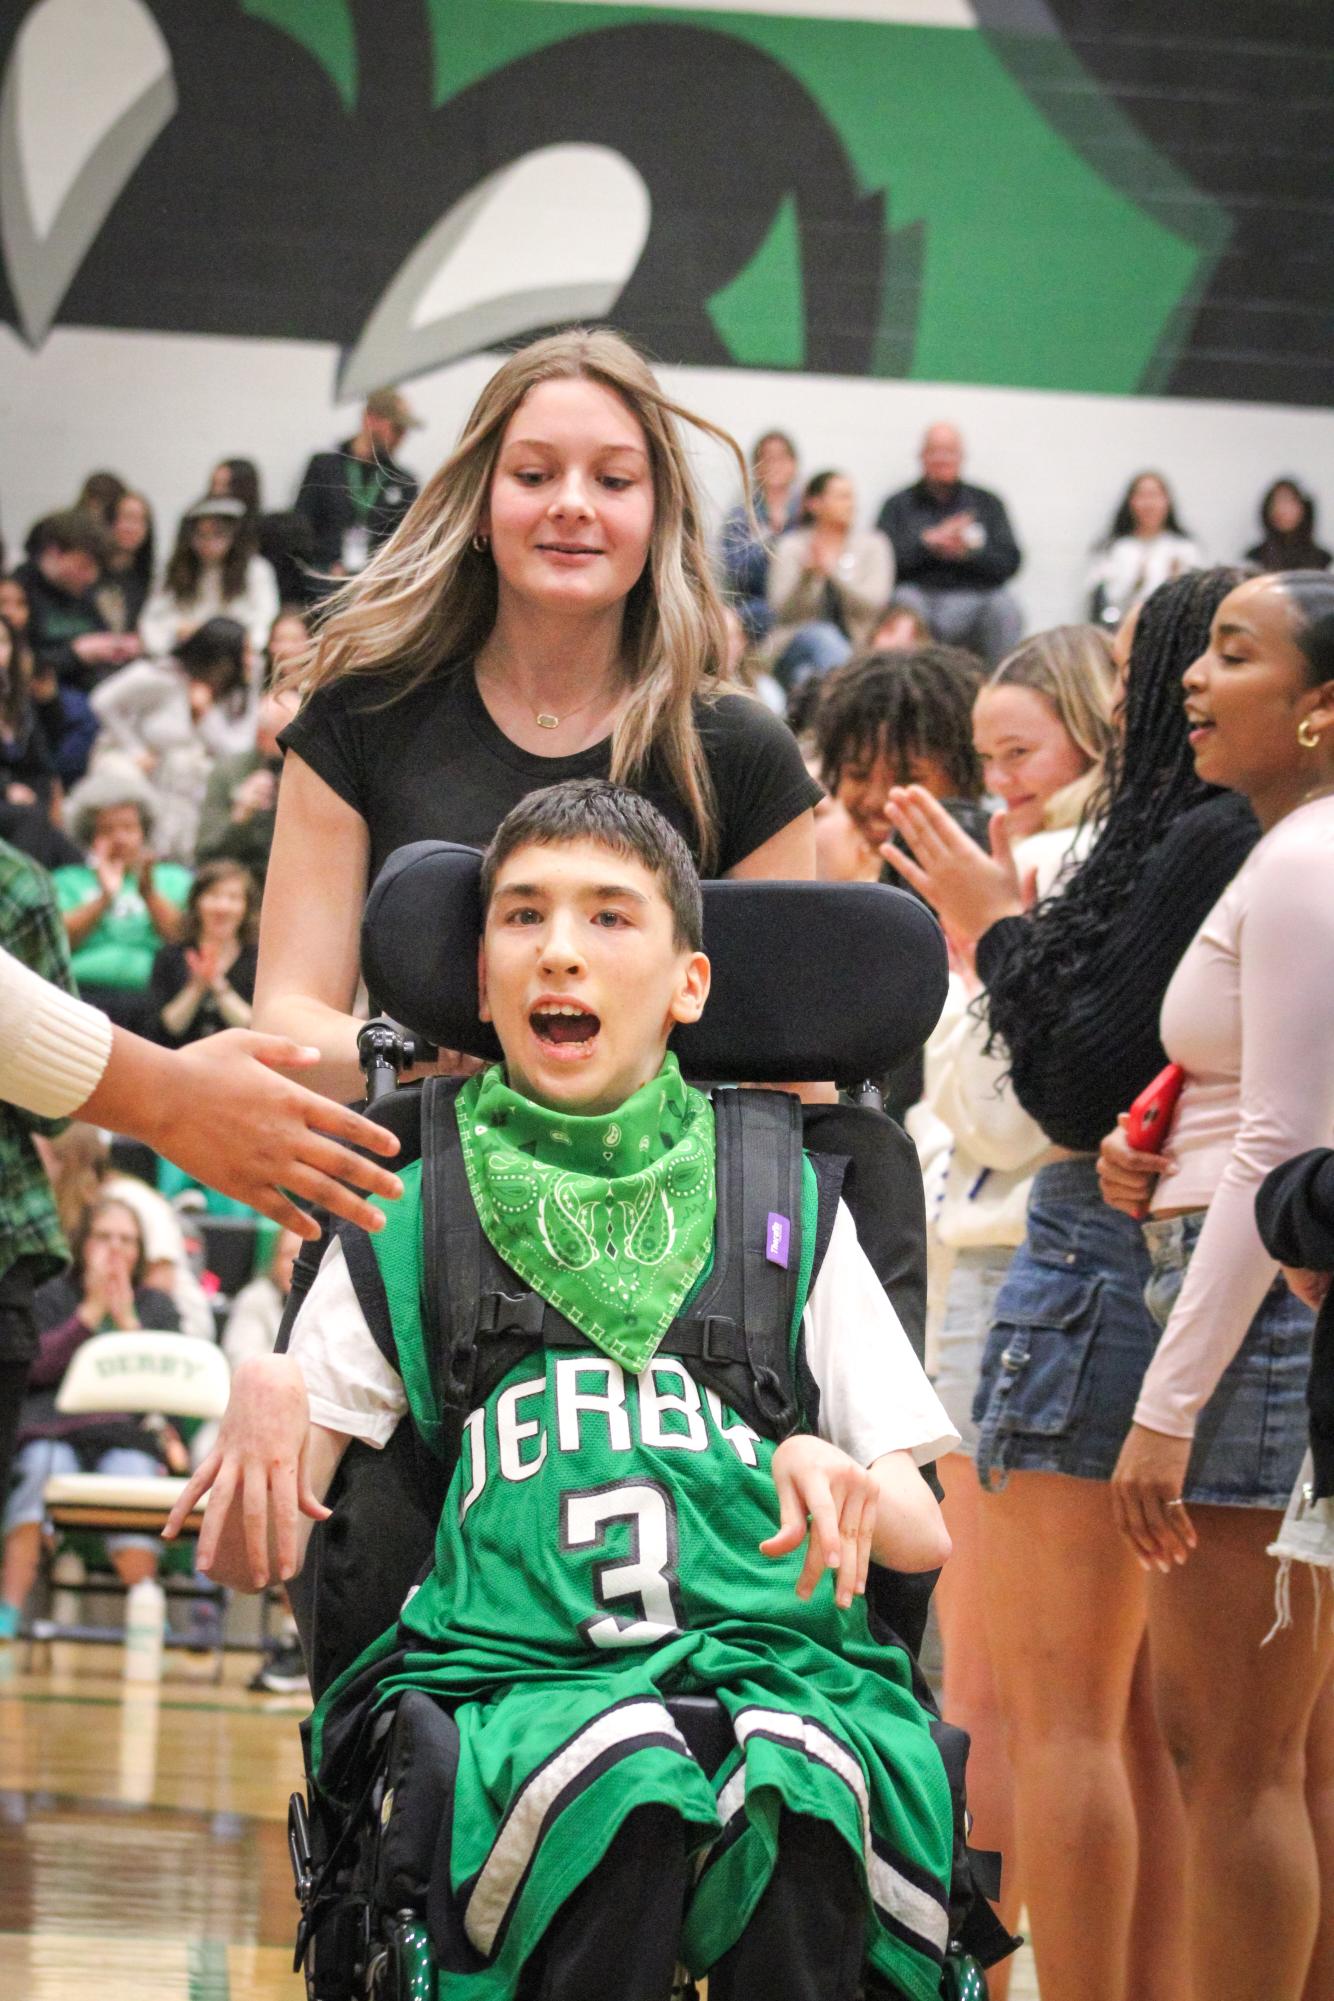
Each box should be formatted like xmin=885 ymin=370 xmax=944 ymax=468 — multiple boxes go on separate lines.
xmin=35 ymin=508 xmax=108 ymax=564
xmin=480 ymin=780 xmax=704 ymax=951
xmin=815 ymin=646 xmax=985 ymax=800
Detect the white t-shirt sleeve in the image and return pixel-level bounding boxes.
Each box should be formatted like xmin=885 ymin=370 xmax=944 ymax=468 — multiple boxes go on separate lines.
xmin=804 ymin=1200 xmax=960 ymax=1467
xmin=286 ymin=1236 xmax=408 ymax=1446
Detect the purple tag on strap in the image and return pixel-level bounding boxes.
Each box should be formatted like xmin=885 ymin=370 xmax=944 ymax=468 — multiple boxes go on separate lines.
xmin=765 ymin=1212 xmax=791 ymax=1269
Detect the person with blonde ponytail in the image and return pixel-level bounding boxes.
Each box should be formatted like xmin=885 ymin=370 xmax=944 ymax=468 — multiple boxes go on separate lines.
xmin=258 ymin=329 xmax=820 ymax=1098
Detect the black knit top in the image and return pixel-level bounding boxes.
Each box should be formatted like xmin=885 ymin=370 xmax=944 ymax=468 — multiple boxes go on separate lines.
xmin=975 ymin=791 xmax=1259 ymax=1155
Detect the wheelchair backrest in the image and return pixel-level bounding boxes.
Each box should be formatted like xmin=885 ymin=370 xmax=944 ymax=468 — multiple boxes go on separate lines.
xmin=362 ymin=842 xmax=948 ymax=1086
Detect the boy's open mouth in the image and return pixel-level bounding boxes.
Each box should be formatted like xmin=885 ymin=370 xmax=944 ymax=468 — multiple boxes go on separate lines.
xmin=530 ymin=1002 xmax=601 ymax=1052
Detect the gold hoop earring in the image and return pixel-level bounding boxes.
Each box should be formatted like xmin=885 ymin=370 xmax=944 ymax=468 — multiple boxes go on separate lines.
xmin=1298 ymin=717 xmax=1321 ymax=750
xmin=472 ymin=531 xmax=490 ymax=554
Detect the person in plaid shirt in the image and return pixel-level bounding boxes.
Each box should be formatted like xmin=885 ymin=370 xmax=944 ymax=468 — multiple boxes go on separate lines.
xmin=0 ymin=838 xmax=79 ymax=1637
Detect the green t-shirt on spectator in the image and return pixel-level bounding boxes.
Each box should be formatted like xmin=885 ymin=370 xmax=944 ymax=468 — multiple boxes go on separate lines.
xmin=53 ymin=862 xmax=193 ymax=992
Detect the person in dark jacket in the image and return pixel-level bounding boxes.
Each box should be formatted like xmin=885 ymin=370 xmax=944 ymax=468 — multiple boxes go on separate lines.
xmin=0 ymin=1195 xmax=181 ymax=1634
xmin=15 ymin=512 xmax=138 ymax=785
xmin=1257 ymin=1148 xmax=1334 ymax=1501
xmin=876 ymin=424 xmax=1023 ymax=666
xmin=293 ymin=387 xmax=422 ymax=584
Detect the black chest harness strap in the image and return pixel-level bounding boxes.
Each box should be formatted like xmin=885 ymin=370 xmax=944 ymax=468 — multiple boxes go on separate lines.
xmin=418 ymin=1078 xmax=842 ymax=1484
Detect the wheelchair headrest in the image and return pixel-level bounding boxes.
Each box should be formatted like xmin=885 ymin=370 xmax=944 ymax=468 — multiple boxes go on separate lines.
xmin=362 ymin=842 xmax=948 ymax=1085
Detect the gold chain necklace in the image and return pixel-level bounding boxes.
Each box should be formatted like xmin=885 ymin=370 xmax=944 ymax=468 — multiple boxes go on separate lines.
xmin=481 ymin=654 xmax=623 ymax=732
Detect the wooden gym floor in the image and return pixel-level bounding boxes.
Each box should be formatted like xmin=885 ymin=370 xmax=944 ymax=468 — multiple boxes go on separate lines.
xmin=1 ymin=1643 xmax=1039 ymax=1999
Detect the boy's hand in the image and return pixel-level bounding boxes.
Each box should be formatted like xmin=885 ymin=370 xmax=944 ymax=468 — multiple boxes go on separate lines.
xmin=161 ymin=1354 xmax=329 ymax=1588
xmin=762 ymin=1435 xmax=877 ymax=1610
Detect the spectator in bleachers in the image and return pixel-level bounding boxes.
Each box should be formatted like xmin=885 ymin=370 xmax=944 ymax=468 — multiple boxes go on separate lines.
xmin=877 ymin=424 xmax=1023 ymax=667
xmin=264 ymin=605 xmax=311 ymax=682
xmin=15 ymin=514 xmax=138 ymax=786
xmin=0 ymin=574 xmax=29 ymax=634
xmin=147 ymin=860 xmax=257 ymax=1049
xmin=869 ymin=599 xmax=933 ymax=652
xmin=1247 ymin=477 xmax=1331 ymax=574
xmin=75 ymin=471 xmax=128 ymax=528
xmin=718 ymin=429 xmax=802 ymax=641
xmin=45 ymin=1121 xmax=217 ymax=1346
xmin=720 ymin=603 xmax=785 ymax=716
xmin=16 ymin=511 xmax=138 ymax=694
xmin=1 ymin=615 xmax=57 ymax=820
xmin=1087 ymin=471 xmax=1201 ymax=628
xmin=91 ymin=617 xmax=255 ymax=863
xmin=140 ymin=497 xmax=280 ymax=661
xmin=768 ymin=470 xmax=894 ymax=687
xmin=207 ymin=457 xmax=263 ymax=524
xmin=195 ymin=682 xmax=298 ymax=886
xmin=0 ymin=1195 xmax=182 ymax=1638
xmin=52 ymin=767 xmax=190 ymax=1030
xmin=294 ymin=387 xmax=422 ymax=580
xmin=95 ymin=491 xmax=155 ymax=637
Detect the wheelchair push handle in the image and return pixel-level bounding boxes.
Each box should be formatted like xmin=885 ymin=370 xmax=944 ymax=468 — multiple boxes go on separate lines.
xmin=357 ymin=1019 xmax=437 ymax=1105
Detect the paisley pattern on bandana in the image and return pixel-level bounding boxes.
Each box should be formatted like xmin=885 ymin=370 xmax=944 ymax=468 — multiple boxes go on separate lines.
xmin=455 ymin=1055 xmax=716 ymax=1372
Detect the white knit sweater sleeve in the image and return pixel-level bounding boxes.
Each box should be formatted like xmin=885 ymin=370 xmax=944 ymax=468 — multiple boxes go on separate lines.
xmin=0 ymin=944 xmax=113 ymax=1117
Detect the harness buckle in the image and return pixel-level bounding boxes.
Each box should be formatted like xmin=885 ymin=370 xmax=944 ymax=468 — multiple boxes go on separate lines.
xmin=478 ymin=1290 xmax=546 ymax=1337
xmin=699 ymin=1315 xmax=737 ymax=1363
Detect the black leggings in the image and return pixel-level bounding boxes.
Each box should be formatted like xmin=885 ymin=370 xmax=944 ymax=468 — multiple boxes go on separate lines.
xmin=525 ymin=1804 xmax=866 ymax=2001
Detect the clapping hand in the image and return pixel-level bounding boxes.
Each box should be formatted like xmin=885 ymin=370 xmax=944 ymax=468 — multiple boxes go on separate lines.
xmin=185 ymin=942 xmax=224 ymax=990
xmin=90 ymin=836 xmax=126 ymax=903
xmin=230 ymin=768 xmax=276 ymax=821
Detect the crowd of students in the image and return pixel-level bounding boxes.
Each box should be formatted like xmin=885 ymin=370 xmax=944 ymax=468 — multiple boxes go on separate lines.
xmin=2 ymin=328 xmax=1333 ymax=2000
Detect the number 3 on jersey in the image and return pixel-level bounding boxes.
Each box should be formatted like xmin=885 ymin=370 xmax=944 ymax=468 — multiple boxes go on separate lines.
xmin=560 ymin=1481 xmax=683 ymax=1649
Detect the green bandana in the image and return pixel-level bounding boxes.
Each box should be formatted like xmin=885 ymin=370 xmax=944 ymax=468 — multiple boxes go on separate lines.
xmin=455 ymin=1055 xmax=716 ymax=1373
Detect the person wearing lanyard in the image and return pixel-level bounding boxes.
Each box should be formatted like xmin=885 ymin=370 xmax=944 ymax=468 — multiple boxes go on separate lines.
xmin=294 ymin=389 xmax=423 ymax=584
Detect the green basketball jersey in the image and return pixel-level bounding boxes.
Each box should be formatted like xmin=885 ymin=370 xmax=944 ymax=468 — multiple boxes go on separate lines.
xmin=310 ymin=1173 xmax=954 ymax=2001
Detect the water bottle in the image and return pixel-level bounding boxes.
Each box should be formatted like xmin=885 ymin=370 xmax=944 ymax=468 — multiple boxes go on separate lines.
xmin=123 ymin=1576 xmax=166 ymax=1683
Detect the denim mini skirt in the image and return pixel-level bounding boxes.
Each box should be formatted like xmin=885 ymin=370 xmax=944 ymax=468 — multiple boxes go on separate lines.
xmin=1140 ymin=1210 xmax=1313 ymax=1509
xmin=973 ymin=1157 xmax=1153 ymax=1489
xmin=973 ymin=1160 xmax=1315 ymax=1505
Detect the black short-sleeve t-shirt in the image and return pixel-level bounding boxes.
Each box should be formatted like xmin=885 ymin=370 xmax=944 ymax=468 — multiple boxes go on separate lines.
xmin=279 ymin=667 xmax=820 ymax=881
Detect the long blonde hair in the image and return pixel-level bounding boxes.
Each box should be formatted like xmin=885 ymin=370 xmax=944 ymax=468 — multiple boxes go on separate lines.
xmin=293 ymin=329 xmax=750 ymax=868
xmin=987 ymin=624 xmax=1118 ymax=830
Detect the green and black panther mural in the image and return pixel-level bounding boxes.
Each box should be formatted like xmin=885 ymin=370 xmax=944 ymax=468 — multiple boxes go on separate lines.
xmin=0 ymin=0 xmax=1327 ymax=407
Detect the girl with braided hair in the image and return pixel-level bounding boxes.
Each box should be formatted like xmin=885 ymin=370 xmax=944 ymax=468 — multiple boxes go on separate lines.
xmin=878 ymin=569 xmax=1259 ymax=2001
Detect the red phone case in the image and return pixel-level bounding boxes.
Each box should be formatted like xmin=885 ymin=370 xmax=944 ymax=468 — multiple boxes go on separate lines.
xmin=1124 ymin=1062 xmax=1186 ymax=1152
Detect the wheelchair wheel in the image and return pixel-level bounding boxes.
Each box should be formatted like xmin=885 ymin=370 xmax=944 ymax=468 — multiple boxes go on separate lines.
xmin=372 ymin=1914 xmax=433 ymax=1999
xmin=940 ymin=1953 xmax=988 ymax=2000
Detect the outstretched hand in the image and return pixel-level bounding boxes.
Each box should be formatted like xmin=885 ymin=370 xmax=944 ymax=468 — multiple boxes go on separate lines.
xmin=761 ymin=1435 xmax=877 ymax=1610
xmin=162 ymin=1355 xmax=328 ymax=1588
xmin=90 ymin=1029 xmax=404 ymax=1239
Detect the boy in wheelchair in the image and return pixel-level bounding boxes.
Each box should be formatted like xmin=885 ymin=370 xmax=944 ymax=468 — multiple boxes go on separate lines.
xmin=170 ymin=780 xmax=970 ymax=2001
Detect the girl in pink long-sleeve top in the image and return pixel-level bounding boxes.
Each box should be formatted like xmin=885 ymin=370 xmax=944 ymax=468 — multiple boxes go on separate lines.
xmin=1098 ymin=570 xmax=1334 ymax=2001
